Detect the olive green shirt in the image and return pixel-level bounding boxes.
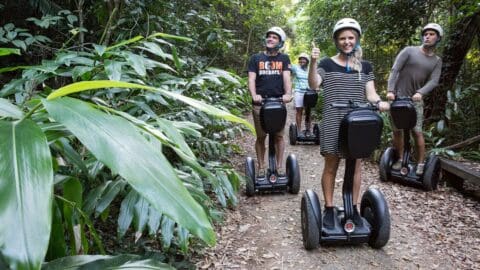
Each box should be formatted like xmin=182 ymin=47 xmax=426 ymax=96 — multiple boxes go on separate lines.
xmin=387 ymin=46 xmax=442 ymax=97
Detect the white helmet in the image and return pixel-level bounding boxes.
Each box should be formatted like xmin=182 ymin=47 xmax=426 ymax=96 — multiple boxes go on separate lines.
xmin=422 ymin=23 xmax=443 ymax=38
xmin=266 ymin=26 xmax=287 ymax=49
xmin=298 ymin=53 xmax=310 ymax=61
xmin=333 ymin=18 xmax=362 ymax=38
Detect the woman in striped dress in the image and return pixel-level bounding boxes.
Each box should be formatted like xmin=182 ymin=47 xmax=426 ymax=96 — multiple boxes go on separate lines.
xmin=308 ymin=18 xmax=390 ymax=228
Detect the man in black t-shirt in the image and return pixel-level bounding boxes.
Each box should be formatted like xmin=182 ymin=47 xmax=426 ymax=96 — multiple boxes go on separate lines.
xmin=247 ymin=26 xmax=292 ymax=177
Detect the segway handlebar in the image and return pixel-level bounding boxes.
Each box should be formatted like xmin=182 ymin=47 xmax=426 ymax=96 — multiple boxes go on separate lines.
xmin=253 ymin=96 xmax=284 ymax=106
xmin=330 ymin=100 xmax=379 ymax=110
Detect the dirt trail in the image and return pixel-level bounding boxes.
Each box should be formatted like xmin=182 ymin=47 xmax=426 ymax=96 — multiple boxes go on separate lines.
xmin=197 ymin=104 xmax=480 ymax=270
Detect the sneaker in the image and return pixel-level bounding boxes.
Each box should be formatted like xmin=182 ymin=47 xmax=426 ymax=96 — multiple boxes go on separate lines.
xmin=352 ymin=206 xmax=363 ymax=226
xmin=392 ymin=159 xmax=402 ymax=170
xmin=257 ymin=168 xmax=266 ymax=178
xmin=276 ymin=168 xmax=286 ymax=177
xmin=322 ymin=207 xmax=335 ymax=229
xmin=416 ymin=163 xmax=425 ymax=175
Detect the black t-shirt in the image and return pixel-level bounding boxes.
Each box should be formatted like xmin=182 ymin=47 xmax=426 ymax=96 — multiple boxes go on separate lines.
xmin=248 ymin=52 xmax=291 ymax=97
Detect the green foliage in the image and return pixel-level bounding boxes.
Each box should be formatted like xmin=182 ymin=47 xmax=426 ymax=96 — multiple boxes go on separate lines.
xmin=0 ymin=25 xmax=253 ymax=269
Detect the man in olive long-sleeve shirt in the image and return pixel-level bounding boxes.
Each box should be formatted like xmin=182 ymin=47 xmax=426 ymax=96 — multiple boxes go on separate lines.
xmin=386 ymin=23 xmax=443 ymax=175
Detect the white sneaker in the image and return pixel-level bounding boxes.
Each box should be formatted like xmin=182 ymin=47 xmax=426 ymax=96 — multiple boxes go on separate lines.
xmin=416 ymin=163 xmax=425 ymax=175
xmin=392 ymin=159 xmax=402 ymax=170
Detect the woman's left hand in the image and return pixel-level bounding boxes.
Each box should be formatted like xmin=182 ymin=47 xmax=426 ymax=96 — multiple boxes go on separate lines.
xmin=282 ymin=94 xmax=293 ymax=103
xmin=378 ymin=101 xmax=390 ymax=112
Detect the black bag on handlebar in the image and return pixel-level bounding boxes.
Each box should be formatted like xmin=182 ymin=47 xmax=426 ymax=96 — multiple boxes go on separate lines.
xmin=390 ymin=99 xmax=416 ymax=130
xmin=339 ymin=109 xmax=383 ymax=159
xmin=260 ymin=100 xmax=287 ymax=134
xmin=303 ymin=90 xmax=318 ymax=108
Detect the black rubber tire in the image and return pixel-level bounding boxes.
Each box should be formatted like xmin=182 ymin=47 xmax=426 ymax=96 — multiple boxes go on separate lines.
xmin=379 ymin=147 xmax=394 ymax=182
xmin=286 ymin=154 xmax=300 ymax=194
xmin=245 ymin=157 xmax=256 ymax=197
xmin=289 ymin=123 xmax=297 ymax=145
xmin=301 ymin=191 xmax=321 ymax=250
xmin=360 ymin=188 xmax=390 ymax=249
xmin=423 ymin=154 xmax=440 ymax=191
xmin=313 ymin=124 xmax=320 ymax=145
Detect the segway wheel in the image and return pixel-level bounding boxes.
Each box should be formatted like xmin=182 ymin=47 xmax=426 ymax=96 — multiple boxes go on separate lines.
xmin=289 ymin=123 xmax=297 ymax=145
xmin=313 ymin=124 xmax=320 ymax=145
xmin=301 ymin=190 xmax=321 ymax=250
xmin=360 ymin=188 xmax=390 ymax=249
xmin=245 ymin=157 xmax=256 ymax=197
xmin=423 ymin=154 xmax=440 ymax=191
xmin=286 ymin=154 xmax=300 ymax=194
xmin=379 ymin=147 xmax=394 ymax=182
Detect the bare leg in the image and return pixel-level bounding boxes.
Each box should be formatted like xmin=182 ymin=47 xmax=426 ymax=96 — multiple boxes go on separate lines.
xmin=255 ymin=135 xmax=267 ymax=170
xmin=392 ymin=130 xmax=404 ymax=159
xmin=353 ymin=159 xmax=362 ymax=205
xmin=274 ymin=134 xmax=285 ymax=170
xmin=413 ymin=131 xmax=425 ymax=163
xmin=305 ymin=107 xmax=312 ymax=131
xmin=322 ymin=154 xmax=340 ymax=207
xmin=295 ymin=107 xmax=303 ymax=133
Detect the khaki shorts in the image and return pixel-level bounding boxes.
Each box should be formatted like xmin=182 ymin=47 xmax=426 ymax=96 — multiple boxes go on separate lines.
xmin=391 ymin=100 xmax=424 ymax=132
xmin=252 ymin=105 xmax=285 ymax=138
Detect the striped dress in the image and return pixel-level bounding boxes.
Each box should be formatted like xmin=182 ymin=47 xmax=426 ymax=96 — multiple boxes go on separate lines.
xmin=317 ymin=57 xmax=375 ymax=156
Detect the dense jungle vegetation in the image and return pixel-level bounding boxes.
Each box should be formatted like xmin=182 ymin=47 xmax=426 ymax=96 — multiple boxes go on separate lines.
xmin=0 ymin=0 xmax=478 ymax=269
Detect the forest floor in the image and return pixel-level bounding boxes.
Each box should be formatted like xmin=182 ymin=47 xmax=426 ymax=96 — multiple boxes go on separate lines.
xmin=196 ymin=104 xmax=480 ymax=270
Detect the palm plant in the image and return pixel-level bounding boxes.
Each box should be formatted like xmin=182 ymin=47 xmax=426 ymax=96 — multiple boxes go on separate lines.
xmin=0 ymin=30 xmax=252 ymax=269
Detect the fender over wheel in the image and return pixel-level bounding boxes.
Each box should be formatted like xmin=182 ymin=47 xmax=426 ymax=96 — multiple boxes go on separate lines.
xmin=379 ymin=147 xmax=394 ymax=182
xmin=360 ymin=188 xmax=390 ymax=249
xmin=286 ymin=154 xmax=300 ymax=194
xmin=423 ymin=154 xmax=440 ymax=191
xmin=301 ymin=190 xmax=321 ymax=250
xmin=289 ymin=123 xmax=297 ymax=145
xmin=245 ymin=157 xmax=256 ymax=197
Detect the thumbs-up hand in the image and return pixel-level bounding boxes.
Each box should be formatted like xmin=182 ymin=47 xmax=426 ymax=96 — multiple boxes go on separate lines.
xmin=311 ymin=41 xmax=320 ymax=61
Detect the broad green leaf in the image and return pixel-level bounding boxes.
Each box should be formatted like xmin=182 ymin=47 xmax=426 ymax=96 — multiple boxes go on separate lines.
xmin=104 ymin=60 xmax=123 ymax=81
xmin=118 ymin=190 xmax=138 ymax=239
xmin=41 ymin=255 xmax=175 ymax=270
xmin=160 ymin=216 xmax=175 ymax=250
xmin=124 ymin=52 xmax=146 ymax=76
xmin=46 ymin=80 xmax=254 ymax=133
xmin=0 ymin=119 xmax=53 ymax=269
xmin=94 ymin=180 xmax=126 ymax=217
xmin=147 ymin=205 xmax=161 ymax=236
xmin=83 ymin=181 xmax=111 ymax=216
xmin=147 ymin=32 xmax=193 ymax=42
xmin=0 ymin=47 xmax=20 ymax=56
xmin=171 ymin=46 xmax=182 ymax=70
xmin=0 ymin=98 xmax=23 ymax=119
xmin=106 ymin=35 xmax=144 ymax=51
xmin=133 ymin=196 xmax=149 ymax=242
xmin=46 ymin=199 xmax=67 ymax=261
xmin=43 ymin=97 xmax=215 ymax=245
xmin=63 ymin=178 xmax=84 ymax=254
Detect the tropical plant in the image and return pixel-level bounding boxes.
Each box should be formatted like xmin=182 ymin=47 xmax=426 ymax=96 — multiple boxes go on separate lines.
xmin=0 ymin=28 xmax=253 ymax=269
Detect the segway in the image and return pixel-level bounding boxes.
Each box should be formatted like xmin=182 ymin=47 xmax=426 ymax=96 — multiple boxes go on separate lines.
xmin=379 ymin=98 xmax=440 ymax=191
xmin=245 ymin=97 xmax=301 ymax=196
xmin=289 ymin=89 xmax=320 ymax=145
xmin=301 ymin=101 xmax=390 ymax=249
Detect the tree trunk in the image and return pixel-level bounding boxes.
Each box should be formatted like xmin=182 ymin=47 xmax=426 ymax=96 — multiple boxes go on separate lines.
xmin=425 ymin=11 xmax=480 ymax=122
